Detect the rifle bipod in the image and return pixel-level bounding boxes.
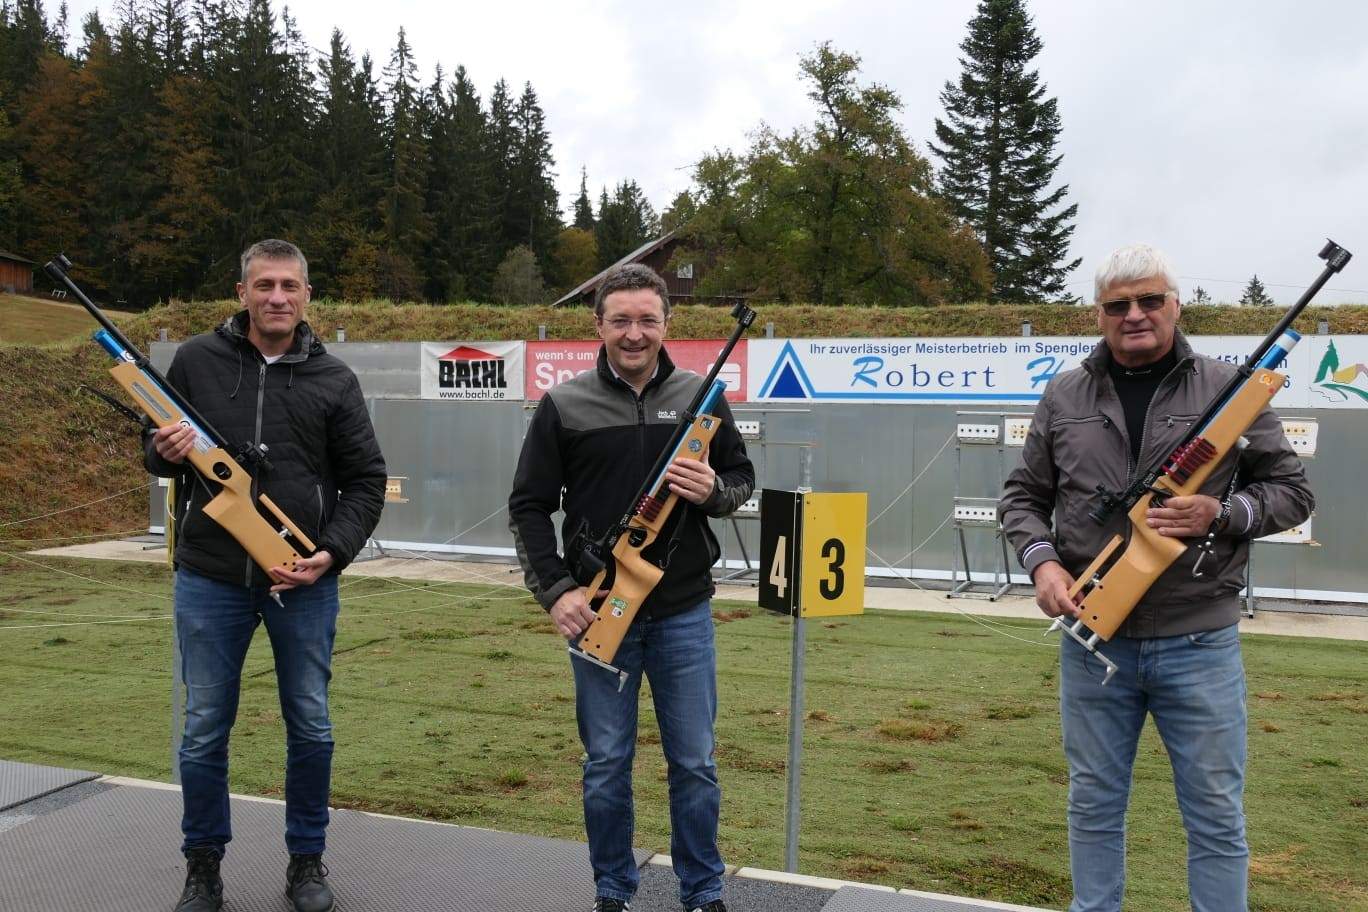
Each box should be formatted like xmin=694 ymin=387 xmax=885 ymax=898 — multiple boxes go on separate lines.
xmin=568 ymin=645 xmax=630 ymax=692
xmin=1046 ymin=615 xmax=1119 ymax=686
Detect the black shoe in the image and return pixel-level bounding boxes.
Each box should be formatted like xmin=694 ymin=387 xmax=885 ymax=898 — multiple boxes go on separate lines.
xmin=172 ymin=848 xmax=223 ymax=912
xmin=593 ymin=899 xmax=631 ymax=912
xmin=686 ymin=902 xmax=726 ymax=912
xmin=286 ymin=853 xmax=335 ymax=912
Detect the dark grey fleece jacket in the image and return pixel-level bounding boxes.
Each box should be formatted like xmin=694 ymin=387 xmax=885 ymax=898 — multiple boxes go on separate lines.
xmin=508 ymin=345 xmax=755 ymax=620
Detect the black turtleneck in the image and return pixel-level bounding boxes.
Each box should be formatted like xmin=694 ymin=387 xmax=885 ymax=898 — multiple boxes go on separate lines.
xmin=1107 ymin=346 xmax=1179 ymax=462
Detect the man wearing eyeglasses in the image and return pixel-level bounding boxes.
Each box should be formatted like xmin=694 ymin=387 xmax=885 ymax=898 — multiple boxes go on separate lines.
xmin=1000 ymin=244 xmax=1312 ymax=912
xmin=508 ymin=263 xmax=754 ymax=912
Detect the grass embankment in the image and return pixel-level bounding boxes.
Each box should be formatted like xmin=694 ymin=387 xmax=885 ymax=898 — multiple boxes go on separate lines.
xmin=6 ymin=296 xmax=1368 ymax=546
xmin=0 ymin=556 xmax=1363 ymax=911
xmin=0 ymin=293 xmax=135 ymax=345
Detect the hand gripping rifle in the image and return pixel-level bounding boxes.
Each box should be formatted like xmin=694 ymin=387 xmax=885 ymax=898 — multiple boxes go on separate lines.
xmin=1054 ymin=240 xmax=1351 ymax=683
xmin=46 ymin=254 xmax=317 ymax=605
xmin=569 ymin=302 xmax=756 ymax=689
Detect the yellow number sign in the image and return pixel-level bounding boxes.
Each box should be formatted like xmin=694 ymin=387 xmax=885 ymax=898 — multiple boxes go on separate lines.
xmin=798 ymin=492 xmax=866 ymax=618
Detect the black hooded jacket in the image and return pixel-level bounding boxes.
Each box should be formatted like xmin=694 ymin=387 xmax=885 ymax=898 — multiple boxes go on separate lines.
xmin=143 ymin=311 xmax=387 ymax=587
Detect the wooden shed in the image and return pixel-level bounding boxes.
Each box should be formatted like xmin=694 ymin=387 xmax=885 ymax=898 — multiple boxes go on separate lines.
xmin=553 ymin=230 xmax=708 ymax=307
xmin=0 ymin=249 xmax=35 ymax=294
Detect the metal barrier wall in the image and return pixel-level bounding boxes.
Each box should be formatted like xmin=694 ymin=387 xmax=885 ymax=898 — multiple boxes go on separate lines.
xmin=147 ymin=342 xmax=1368 ymax=604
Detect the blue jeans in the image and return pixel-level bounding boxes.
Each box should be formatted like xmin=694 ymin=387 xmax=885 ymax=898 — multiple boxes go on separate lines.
xmin=1060 ymin=623 xmax=1248 ymax=912
xmin=174 ymin=567 xmax=339 ymax=857
xmin=571 ymin=601 xmax=724 ymax=908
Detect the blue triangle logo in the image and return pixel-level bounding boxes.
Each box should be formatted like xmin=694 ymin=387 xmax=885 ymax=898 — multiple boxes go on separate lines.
xmin=768 ymin=361 xmax=808 ymax=398
xmin=758 ymin=340 xmax=814 ymax=398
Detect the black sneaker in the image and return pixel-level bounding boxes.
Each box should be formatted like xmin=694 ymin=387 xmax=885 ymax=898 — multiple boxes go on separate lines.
xmin=286 ymin=853 xmax=335 ymax=912
xmin=172 ymin=848 xmax=223 ymax=912
xmin=686 ymin=902 xmax=726 ymax=912
xmin=593 ymin=899 xmax=631 ymax=912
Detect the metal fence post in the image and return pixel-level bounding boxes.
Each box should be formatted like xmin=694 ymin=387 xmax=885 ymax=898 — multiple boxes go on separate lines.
xmin=783 ymin=445 xmax=813 ymax=872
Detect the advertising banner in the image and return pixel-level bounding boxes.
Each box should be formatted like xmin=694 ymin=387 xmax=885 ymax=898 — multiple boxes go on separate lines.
xmin=420 ymin=341 xmax=525 ymax=401
xmin=746 ymin=335 xmax=1355 ymax=408
xmin=525 ymin=339 xmax=748 ymax=401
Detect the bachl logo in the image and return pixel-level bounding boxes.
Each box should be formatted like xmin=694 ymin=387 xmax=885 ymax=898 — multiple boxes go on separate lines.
xmin=437 ymin=345 xmax=507 ymax=389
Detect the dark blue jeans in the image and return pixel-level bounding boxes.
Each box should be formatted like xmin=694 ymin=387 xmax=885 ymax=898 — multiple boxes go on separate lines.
xmin=1060 ymin=624 xmax=1248 ymax=912
xmin=174 ymin=567 xmax=339 ymax=857
xmin=572 ymin=601 xmax=724 ymax=908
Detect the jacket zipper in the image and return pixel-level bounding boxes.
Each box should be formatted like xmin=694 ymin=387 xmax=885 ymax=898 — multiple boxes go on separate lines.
xmin=247 ymin=359 xmax=266 ymax=587
xmin=316 ymin=484 xmax=324 ymax=537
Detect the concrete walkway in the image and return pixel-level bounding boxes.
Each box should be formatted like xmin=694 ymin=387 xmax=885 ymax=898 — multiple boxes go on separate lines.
xmin=27 ymin=538 xmax=1368 ymax=643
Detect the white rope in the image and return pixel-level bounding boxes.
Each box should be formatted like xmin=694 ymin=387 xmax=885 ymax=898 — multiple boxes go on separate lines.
xmin=0 ymin=615 xmax=173 ymax=631
xmin=0 ymin=527 xmax=150 ymax=545
xmin=866 ymin=431 xmax=956 ymax=528
xmin=336 ymin=502 xmax=511 ymax=591
xmin=0 ymin=485 xmax=149 ymax=528
xmin=864 ymin=544 xmax=1052 ymax=646
xmin=0 ymin=550 xmax=172 ymax=601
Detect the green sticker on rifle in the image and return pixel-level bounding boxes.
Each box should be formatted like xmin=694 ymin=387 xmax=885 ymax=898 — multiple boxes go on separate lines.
xmin=609 ymin=597 xmax=628 ymax=617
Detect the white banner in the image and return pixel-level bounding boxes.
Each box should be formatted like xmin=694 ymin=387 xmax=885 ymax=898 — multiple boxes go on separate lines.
xmin=747 ymin=335 xmax=1363 ymax=408
xmin=420 ymin=341 xmax=525 ymax=401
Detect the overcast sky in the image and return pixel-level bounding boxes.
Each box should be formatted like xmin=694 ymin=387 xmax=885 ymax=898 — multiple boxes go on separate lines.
xmin=62 ymin=0 xmax=1368 ymax=304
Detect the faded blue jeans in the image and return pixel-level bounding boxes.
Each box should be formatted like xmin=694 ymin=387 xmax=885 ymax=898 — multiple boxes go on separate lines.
xmin=174 ymin=567 xmax=339 ymax=857
xmin=571 ymin=601 xmax=724 ymax=908
xmin=1060 ymin=623 xmax=1248 ymax=912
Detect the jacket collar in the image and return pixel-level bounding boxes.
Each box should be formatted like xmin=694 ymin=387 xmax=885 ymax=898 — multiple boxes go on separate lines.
xmin=218 ymin=310 xmax=323 ymax=364
xmin=596 ymin=343 xmax=676 ymax=394
xmin=1083 ymin=328 xmax=1196 ymax=377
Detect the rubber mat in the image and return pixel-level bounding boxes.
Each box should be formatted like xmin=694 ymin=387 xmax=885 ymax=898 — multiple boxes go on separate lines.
xmin=0 ymin=759 xmax=98 ymax=812
xmin=0 ymin=782 xmax=651 ymax=911
xmin=821 ymin=884 xmax=1054 ymax=912
xmin=630 ymin=861 xmax=834 ymax=912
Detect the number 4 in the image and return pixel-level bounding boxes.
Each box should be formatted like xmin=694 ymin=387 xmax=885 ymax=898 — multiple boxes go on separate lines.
xmin=769 ymin=535 xmax=788 ymax=598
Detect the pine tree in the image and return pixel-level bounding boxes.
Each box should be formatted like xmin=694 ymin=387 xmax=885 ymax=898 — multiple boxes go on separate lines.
xmin=932 ymin=0 xmax=1079 ymax=301
xmin=307 ymin=30 xmax=386 ymax=297
xmin=509 ymin=82 xmax=560 ymax=265
xmin=1190 ymin=285 xmax=1211 ymax=305
xmin=1239 ymin=274 xmax=1274 ymax=307
xmin=440 ymin=64 xmax=497 ymax=299
xmin=378 ymin=26 xmax=430 ymax=299
xmin=572 ymin=166 xmax=594 ymax=230
xmin=595 ymin=180 xmax=657 ymax=268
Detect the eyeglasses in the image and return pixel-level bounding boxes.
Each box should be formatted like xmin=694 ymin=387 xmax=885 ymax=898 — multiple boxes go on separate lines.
xmin=1099 ymin=292 xmax=1172 ymax=317
xmin=602 ymin=317 xmax=665 ymax=332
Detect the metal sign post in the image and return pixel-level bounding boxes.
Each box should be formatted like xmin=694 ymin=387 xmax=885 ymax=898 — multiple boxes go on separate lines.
xmin=759 ymin=448 xmax=868 ymax=873
xmin=782 ymin=447 xmax=812 ymax=873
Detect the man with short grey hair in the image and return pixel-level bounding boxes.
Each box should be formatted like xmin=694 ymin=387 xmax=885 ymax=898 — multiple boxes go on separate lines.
xmin=1000 ymin=243 xmax=1313 ymax=912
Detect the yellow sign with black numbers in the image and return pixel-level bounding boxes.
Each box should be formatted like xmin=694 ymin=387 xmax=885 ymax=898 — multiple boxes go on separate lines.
xmin=798 ymin=492 xmax=867 ymax=618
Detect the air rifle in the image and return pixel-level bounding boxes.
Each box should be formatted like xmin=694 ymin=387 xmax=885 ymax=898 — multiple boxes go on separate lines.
xmin=1054 ymin=240 xmax=1351 ymax=683
xmin=569 ymin=302 xmax=756 ymax=689
xmin=46 ymin=254 xmax=317 ymax=605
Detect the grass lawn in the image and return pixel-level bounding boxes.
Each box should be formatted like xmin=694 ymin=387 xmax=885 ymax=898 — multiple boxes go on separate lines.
xmin=0 ymin=556 xmax=1364 ymax=910
xmin=0 ymin=293 xmax=133 ymax=345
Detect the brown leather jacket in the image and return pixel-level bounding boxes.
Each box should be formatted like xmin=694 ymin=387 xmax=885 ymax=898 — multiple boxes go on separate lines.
xmin=999 ymin=331 xmax=1314 ymax=638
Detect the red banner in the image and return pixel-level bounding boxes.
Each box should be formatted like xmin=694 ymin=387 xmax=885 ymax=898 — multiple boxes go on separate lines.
xmin=525 ymin=339 xmax=748 ymax=401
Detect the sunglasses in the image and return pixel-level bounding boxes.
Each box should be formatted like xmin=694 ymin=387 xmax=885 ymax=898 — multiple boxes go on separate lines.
xmin=1099 ymin=292 xmax=1171 ymax=317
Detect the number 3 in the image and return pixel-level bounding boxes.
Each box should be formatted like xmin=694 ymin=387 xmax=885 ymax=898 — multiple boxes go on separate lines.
xmin=820 ymin=538 xmax=844 ymax=599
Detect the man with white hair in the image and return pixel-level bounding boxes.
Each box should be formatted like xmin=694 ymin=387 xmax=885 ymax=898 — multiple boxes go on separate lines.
xmin=999 ymin=244 xmax=1313 ymax=912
